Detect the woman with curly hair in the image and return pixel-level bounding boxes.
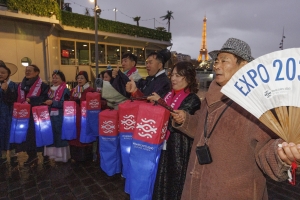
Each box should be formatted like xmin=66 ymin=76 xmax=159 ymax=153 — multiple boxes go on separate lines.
xmin=147 ymin=61 xmax=201 ymax=200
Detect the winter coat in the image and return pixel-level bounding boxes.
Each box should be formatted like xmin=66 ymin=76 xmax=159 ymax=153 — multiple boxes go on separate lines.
xmin=16 ymin=82 xmax=50 ymax=152
xmin=175 ymin=80 xmax=289 ymax=200
xmin=153 ymin=93 xmax=201 ymax=200
xmin=0 ymin=81 xmax=18 ymax=152
xmin=136 ymin=72 xmax=170 ymax=97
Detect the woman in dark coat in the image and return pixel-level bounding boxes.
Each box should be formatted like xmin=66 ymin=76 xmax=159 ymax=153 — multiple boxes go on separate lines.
xmin=147 ymin=61 xmax=201 ymax=200
xmin=16 ymin=64 xmax=49 ymax=165
xmin=0 ymin=61 xmax=18 ymax=165
xmin=44 ymin=70 xmax=70 ymax=162
xmin=69 ymin=71 xmax=94 ymax=161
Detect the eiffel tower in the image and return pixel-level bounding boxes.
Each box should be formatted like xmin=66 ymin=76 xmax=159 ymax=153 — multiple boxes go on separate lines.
xmin=198 ymin=16 xmax=208 ymax=62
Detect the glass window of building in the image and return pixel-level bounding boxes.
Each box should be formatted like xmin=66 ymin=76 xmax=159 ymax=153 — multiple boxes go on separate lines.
xmin=60 ymin=40 xmax=75 ymax=65
xmin=76 ymin=42 xmax=89 ymax=65
xmin=120 ymin=46 xmax=133 ymax=58
xmin=107 ymin=45 xmax=120 ymax=64
xmin=90 ymin=43 xmax=105 ymax=65
xmin=133 ymin=48 xmax=145 ymax=65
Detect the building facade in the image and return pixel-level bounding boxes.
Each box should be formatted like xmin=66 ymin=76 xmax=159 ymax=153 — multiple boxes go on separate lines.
xmin=0 ymin=3 xmax=172 ymax=84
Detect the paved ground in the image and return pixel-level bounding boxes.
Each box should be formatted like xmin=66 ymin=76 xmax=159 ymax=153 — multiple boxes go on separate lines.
xmin=1 ymin=152 xmax=300 ymax=200
xmin=0 ymin=152 xmax=129 ymax=200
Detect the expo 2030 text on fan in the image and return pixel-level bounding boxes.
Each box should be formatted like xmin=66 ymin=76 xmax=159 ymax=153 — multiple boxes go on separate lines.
xmin=221 ymin=48 xmax=300 ymax=144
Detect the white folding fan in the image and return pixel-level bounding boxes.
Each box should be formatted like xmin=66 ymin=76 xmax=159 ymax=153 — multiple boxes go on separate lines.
xmin=221 ymin=48 xmax=300 ymax=143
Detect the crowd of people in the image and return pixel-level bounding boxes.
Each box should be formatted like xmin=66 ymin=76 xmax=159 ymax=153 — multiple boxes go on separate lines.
xmin=1 ymin=39 xmax=300 ymax=199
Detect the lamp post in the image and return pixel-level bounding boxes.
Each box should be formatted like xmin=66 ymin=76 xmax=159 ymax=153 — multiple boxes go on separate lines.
xmin=113 ymin=7 xmax=118 ymax=21
xmin=90 ymin=0 xmax=101 ymax=77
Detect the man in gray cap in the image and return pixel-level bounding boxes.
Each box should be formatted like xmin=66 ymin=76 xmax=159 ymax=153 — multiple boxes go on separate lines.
xmin=171 ymin=38 xmax=300 ymax=199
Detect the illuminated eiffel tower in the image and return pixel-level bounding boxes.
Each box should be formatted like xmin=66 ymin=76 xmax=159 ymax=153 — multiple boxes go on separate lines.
xmin=197 ymin=16 xmax=208 ymax=62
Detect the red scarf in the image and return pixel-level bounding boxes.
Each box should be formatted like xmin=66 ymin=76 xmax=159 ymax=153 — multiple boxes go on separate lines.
xmin=164 ymin=89 xmax=190 ymax=140
xmin=126 ymin=66 xmax=137 ymax=77
xmin=49 ymin=82 xmax=67 ymax=114
xmin=17 ymin=77 xmax=42 ymax=103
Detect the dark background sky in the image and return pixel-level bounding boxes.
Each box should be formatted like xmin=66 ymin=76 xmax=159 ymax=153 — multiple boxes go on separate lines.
xmin=68 ymin=0 xmax=300 ymax=60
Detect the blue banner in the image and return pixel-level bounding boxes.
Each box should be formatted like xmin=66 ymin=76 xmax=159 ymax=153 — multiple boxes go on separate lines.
xmin=35 ymin=119 xmax=54 ymax=147
xmin=10 ymin=118 xmax=29 ymax=143
xmin=119 ymin=132 xmax=132 ymax=179
xmin=128 ymin=140 xmax=163 ymax=200
xmin=80 ymin=116 xmax=96 ymax=143
xmin=99 ymin=135 xmax=121 ymax=176
xmin=62 ymin=116 xmax=77 ymax=140
xmin=86 ymin=109 xmax=101 ymax=137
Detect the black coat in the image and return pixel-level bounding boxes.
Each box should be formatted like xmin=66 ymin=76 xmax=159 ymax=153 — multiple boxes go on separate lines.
xmin=112 ymin=70 xmax=171 ymax=98
xmin=16 ymin=82 xmax=50 ymax=153
xmin=153 ymin=93 xmax=201 ymax=200
xmin=136 ymin=72 xmax=170 ymax=97
xmin=0 ymin=81 xmax=18 ymax=152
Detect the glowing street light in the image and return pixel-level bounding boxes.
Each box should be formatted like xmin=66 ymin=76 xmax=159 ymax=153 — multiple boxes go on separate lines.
xmin=113 ymin=7 xmax=118 ymax=21
xmin=89 ymin=0 xmax=101 ymax=77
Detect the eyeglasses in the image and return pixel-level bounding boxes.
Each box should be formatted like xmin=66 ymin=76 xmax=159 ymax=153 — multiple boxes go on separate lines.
xmin=53 ymin=70 xmax=60 ymax=74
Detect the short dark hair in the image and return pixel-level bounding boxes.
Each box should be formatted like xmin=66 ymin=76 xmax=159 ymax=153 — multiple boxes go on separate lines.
xmin=103 ymin=70 xmax=115 ymax=84
xmin=171 ymin=61 xmax=198 ymax=93
xmin=28 ymin=64 xmax=40 ymax=74
xmin=122 ymin=53 xmax=137 ymax=66
xmin=98 ymin=71 xmax=106 ymax=78
xmin=147 ymin=49 xmax=171 ymax=68
xmin=52 ymin=70 xmax=66 ymax=82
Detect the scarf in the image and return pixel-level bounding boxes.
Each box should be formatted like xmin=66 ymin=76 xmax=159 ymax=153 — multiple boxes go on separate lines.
xmin=72 ymin=82 xmax=90 ymax=99
xmin=125 ymin=66 xmax=137 ymax=77
xmin=164 ymin=88 xmax=190 ymax=140
xmin=49 ymin=82 xmax=67 ymax=116
xmin=17 ymin=76 xmax=42 ymax=103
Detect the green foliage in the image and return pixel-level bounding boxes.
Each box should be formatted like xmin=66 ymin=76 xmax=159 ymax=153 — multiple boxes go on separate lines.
xmin=62 ymin=11 xmax=172 ymax=42
xmin=1 ymin=0 xmax=171 ymax=41
xmin=0 ymin=0 xmax=7 ymax=5
xmin=156 ymin=27 xmax=167 ymax=32
xmin=6 ymin=0 xmax=61 ymax=20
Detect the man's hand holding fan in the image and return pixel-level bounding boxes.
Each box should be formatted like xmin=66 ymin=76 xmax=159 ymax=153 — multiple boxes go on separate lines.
xmin=221 ymin=48 xmax=300 ymax=183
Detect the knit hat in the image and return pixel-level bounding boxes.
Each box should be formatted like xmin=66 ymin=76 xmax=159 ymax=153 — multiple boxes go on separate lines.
xmin=208 ymin=38 xmax=254 ymax=62
xmin=76 ymin=71 xmax=89 ymax=82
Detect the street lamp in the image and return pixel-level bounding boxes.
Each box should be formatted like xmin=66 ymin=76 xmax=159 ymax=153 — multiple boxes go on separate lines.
xmin=90 ymin=0 xmax=101 ymax=78
xmin=113 ymin=7 xmax=118 ymax=21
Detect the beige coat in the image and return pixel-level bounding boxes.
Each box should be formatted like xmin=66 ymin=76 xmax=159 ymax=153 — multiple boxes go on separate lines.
xmin=175 ymin=80 xmax=289 ymax=200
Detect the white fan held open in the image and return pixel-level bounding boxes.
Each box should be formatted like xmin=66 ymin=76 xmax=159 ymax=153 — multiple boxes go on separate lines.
xmin=221 ymin=48 xmax=300 ymax=144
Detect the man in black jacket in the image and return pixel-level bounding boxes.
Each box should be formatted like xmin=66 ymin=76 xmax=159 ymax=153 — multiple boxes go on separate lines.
xmin=126 ymin=50 xmax=171 ymax=98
